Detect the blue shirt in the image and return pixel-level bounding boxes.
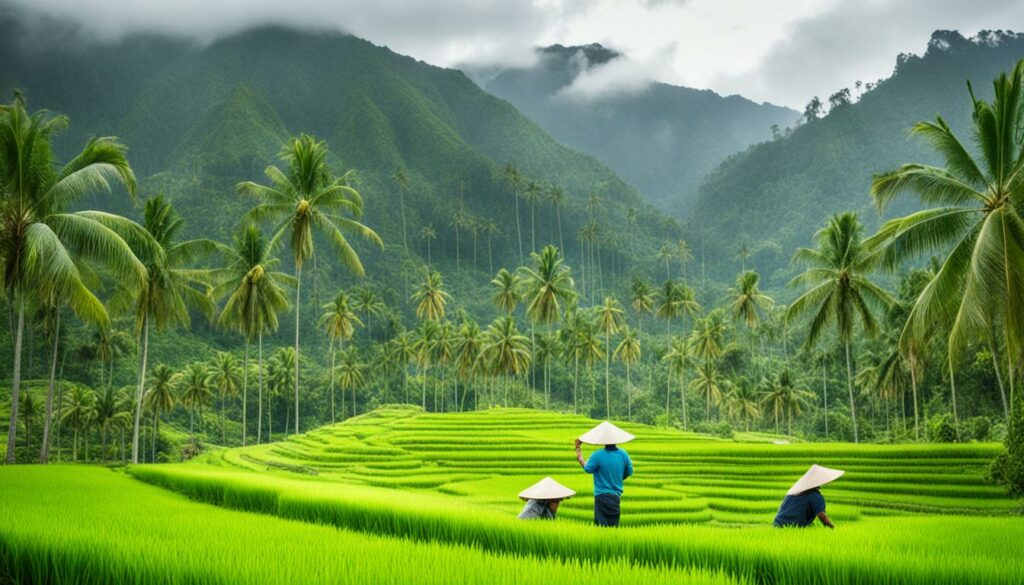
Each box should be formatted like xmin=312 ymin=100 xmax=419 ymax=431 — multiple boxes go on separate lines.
xmin=583 ymin=445 xmax=633 ymax=497
xmin=773 ymin=489 xmax=826 ymax=527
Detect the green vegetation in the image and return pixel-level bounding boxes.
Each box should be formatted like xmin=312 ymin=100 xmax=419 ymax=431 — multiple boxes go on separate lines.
xmin=0 ymin=465 xmax=739 ymax=585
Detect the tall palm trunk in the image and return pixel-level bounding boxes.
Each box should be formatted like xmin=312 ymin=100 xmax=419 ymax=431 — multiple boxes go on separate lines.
xmin=665 ymin=318 xmax=672 ymax=420
xmin=4 ymin=299 xmax=25 ymax=464
xmin=131 ymin=315 xmax=150 ymax=464
xmin=949 ymin=358 xmax=961 ymax=441
xmin=513 ymin=191 xmax=523 ymax=264
xmin=556 ymin=204 xmax=564 ymax=255
xmin=679 ymin=370 xmax=688 ymax=431
xmin=294 ymin=264 xmax=302 ymax=435
xmin=422 ymin=366 xmax=428 ymax=410
xmin=40 ymin=310 xmax=60 ymax=463
xmin=988 ymin=332 xmax=1010 ymax=424
xmin=242 ymin=339 xmax=249 ymax=446
xmin=257 ymin=332 xmax=263 ymax=444
xmin=822 ymin=361 xmax=829 ymax=440
xmin=151 ymin=404 xmax=160 ymax=462
xmin=329 ymin=338 xmax=336 ymax=423
xmin=909 ymin=357 xmax=920 ymax=441
xmin=845 ymin=341 xmax=858 ymax=443
xmin=626 ymin=364 xmax=632 ymax=421
xmin=573 ymin=354 xmax=579 ymax=414
xmin=605 ymin=334 xmax=611 ymax=418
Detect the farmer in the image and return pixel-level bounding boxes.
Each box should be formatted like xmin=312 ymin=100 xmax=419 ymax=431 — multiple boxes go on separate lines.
xmin=517 ymin=477 xmax=575 ymax=520
xmin=574 ymin=421 xmax=634 ymax=527
xmin=773 ymin=464 xmax=844 ymax=528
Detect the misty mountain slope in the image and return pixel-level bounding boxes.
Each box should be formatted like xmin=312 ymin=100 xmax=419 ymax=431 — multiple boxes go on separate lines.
xmin=475 ymin=44 xmax=800 ymax=216
xmin=0 ymin=22 xmax=682 ymax=317
xmin=689 ymin=30 xmax=1024 ymax=289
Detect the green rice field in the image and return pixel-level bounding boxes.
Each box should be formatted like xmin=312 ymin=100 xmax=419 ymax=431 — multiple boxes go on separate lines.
xmin=3 ymin=406 xmax=1023 ymax=583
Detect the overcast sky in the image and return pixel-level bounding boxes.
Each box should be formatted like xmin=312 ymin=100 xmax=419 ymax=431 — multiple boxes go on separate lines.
xmin=8 ymin=0 xmax=1024 ymax=108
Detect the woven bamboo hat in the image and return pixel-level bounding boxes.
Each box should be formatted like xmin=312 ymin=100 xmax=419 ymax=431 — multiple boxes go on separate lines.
xmin=787 ymin=464 xmax=845 ymax=495
xmin=518 ymin=477 xmax=576 ymax=501
xmin=578 ymin=421 xmax=635 ymax=445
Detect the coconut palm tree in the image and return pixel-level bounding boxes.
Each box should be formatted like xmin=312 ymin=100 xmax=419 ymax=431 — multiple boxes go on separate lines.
xmin=657 ymin=245 xmax=674 ymax=280
xmin=60 ymin=385 xmax=96 ymax=462
xmin=868 ymin=60 xmax=1024 ymax=414
xmin=455 ymin=319 xmax=483 ymax=411
xmin=482 ymin=316 xmax=531 ymax=407
xmin=597 ymin=297 xmax=625 ymax=417
xmin=735 ymin=242 xmax=751 ymax=272
xmin=320 ymin=292 xmax=362 ymax=421
xmin=548 ymin=185 xmax=566 ymax=252
xmin=265 ymin=347 xmax=295 ymax=439
xmin=0 ymin=93 xmax=143 ymax=464
xmin=729 ymin=270 xmax=774 ymax=367
xmin=663 ymin=338 xmax=690 ymax=428
xmin=117 ymin=196 xmax=214 ymax=464
xmin=656 ymin=280 xmax=700 ymax=419
xmin=352 ymin=286 xmax=384 ymax=342
xmin=94 ymin=385 xmax=130 ymax=462
xmin=559 ymin=307 xmax=589 ymax=413
xmin=434 ymin=320 xmax=456 ymax=411
xmin=691 ymin=359 xmax=726 ymax=421
xmin=336 ymin=347 xmax=366 ymax=418
xmin=521 ymin=246 xmax=576 ymax=327
xmin=534 ymin=332 xmax=559 ymax=411
xmin=144 ymin=363 xmax=176 ymax=462
xmin=391 ymin=330 xmax=416 ymax=405
xmin=524 ymin=181 xmax=541 ymax=252
xmin=176 ymin=362 xmax=213 ymax=447
xmin=420 ymin=225 xmax=437 ymax=266
xmin=725 ymin=380 xmax=760 ymax=431
xmin=787 ymin=213 xmax=892 ymax=443
xmin=209 ymin=351 xmax=242 ymax=444
xmin=238 ymin=134 xmax=382 ymax=436
xmin=491 ymin=268 xmax=521 ymax=316
xmin=676 ymin=239 xmax=694 ymax=280
xmin=392 ymin=167 xmax=410 ymax=254
xmin=414 ymin=271 xmax=449 ymax=322
xmin=503 ymin=163 xmax=525 ymax=263
xmin=614 ymin=327 xmax=641 ymax=420
xmin=413 ymin=320 xmax=440 ymax=410
xmin=483 ymin=220 xmax=499 ymax=274
xmin=630 ymin=277 xmax=654 ymax=397
xmin=778 ymin=370 xmax=814 ymax=436
xmin=19 ymin=391 xmax=36 ymax=453
xmin=211 ymin=224 xmax=293 ymax=446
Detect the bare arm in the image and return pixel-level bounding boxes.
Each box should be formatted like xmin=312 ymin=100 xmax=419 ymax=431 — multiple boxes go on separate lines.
xmin=817 ymin=512 xmax=835 ymax=529
xmin=575 ymin=439 xmax=586 ymax=468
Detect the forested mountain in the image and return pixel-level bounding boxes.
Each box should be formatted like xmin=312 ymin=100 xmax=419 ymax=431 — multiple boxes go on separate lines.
xmin=690 ymin=30 xmax=1024 ymax=289
xmin=0 ymin=18 xmax=678 ymax=319
xmin=474 ymin=44 xmax=799 ymax=216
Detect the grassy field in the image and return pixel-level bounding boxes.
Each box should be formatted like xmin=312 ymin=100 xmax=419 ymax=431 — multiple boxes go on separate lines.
xmin=3 ymin=406 xmax=1022 ymax=583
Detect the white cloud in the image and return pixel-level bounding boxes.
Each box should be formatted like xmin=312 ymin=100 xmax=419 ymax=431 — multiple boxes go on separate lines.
xmin=6 ymin=0 xmax=1024 ymax=108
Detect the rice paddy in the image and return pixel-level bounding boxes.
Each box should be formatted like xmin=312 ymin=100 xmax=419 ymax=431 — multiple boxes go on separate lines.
xmin=3 ymin=406 xmax=1023 ymax=583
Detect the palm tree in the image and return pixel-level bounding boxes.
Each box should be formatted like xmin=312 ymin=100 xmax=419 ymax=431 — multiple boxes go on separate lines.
xmin=19 ymin=391 xmax=36 ymax=452
xmin=728 ymin=270 xmax=774 ymax=365
xmin=524 ymin=181 xmax=541 ymax=252
xmin=725 ymin=381 xmax=760 ymax=431
xmin=391 ymin=330 xmax=416 ymax=405
xmin=656 ymin=280 xmax=700 ymax=418
xmin=320 ymin=292 xmax=362 ymax=421
xmin=690 ymin=309 xmax=729 ymax=365
xmin=868 ymin=60 xmax=1024 ymax=414
xmin=534 ymin=332 xmax=559 ymax=411
xmin=413 ymin=271 xmax=450 ymax=322
xmin=676 ymin=239 xmax=694 ymax=280
xmin=352 ymin=286 xmax=384 ymax=342
xmin=482 ymin=316 xmax=531 ymax=407
xmin=614 ymin=327 xmax=641 ymax=420
xmin=630 ymin=277 xmax=654 ymax=398
xmin=658 ymin=245 xmax=674 ymax=280
xmin=265 ymin=347 xmax=295 ymax=439
xmin=118 ymin=196 xmax=214 ymax=464
xmin=144 ymin=363 xmax=176 ymax=462
xmin=626 ymin=208 xmax=638 ymax=258
xmin=787 ymin=213 xmax=892 ymax=443
xmin=451 ymin=209 xmax=466 ymax=272
xmin=238 ymin=134 xmax=382 ymax=436
xmin=521 ymin=245 xmax=576 ymax=406
xmin=690 ymin=359 xmax=726 ymax=421
xmin=434 ymin=320 xmax=456 ymax=411
xmin=211 ymin=225 xmax=293 ymax=446
xmin=413 ymin=320 xmax=440 ymax=410
xmin=392 ymin=167 xmax=410 ymax=254
xmin=483 ymin=220 xmax=499 ymax=274
xmin=336 ymin=347 xmax=366 ymax=418
xmin=455 ymin=319 xmax=483 ymax=411
xmin=778 ymin=370 xmax=814 ymax=436
xmin=60 ymin=385 xmax=96 ymax=462
xmin=95 ymin=385 xmax=131 ymax=462
xmin=491 ymin=268 xmax=521 ymax=316
xmin=859 ymin=344 xmax=910 ymax=434
xmin=209 ymin=351 xmax=242 ymax=444
xmin=560 ymin=307 xmax=588 ymax=413
xmin=663 ymin=337 xmax=691 ymax=429
xmin=0 ymin=93 xmax=143 ymax=464
xmin=597 ymin=297 xmax=625 ymax=417
xmin=735 ymin=242 xmax=751 ymax=272
xmin=503 ymin=163 xmax=525 ymax=263
xmin=548 ymin=185 xmax=566 ymax=253
xmin=420 ymin=225 xmax=437 ymax=266
xmin=176 ymin=362 xmax=213 ymax=447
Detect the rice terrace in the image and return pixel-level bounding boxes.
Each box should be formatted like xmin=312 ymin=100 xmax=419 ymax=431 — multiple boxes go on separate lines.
xmin=2 ymin=1 xmax=1024 ymax=584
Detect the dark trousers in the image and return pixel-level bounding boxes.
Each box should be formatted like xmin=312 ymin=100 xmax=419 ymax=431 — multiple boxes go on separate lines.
xmin=594 ymin=494 xmax=621 ymax=527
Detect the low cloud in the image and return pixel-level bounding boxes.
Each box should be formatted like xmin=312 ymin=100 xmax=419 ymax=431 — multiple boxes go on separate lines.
xmin=557 ymin=49 xmax=668 ymax=102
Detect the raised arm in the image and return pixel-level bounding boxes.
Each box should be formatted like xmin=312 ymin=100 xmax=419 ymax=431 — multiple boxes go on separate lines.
xmin=574 ymin=438 xmax=586 ymax=468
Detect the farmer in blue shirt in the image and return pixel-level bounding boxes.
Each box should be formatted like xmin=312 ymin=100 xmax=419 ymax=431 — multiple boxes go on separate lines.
xmin=773 ymin=464 xmax=843 ymax=528
xmin=574 ymin=421 xmax=635 ymax=527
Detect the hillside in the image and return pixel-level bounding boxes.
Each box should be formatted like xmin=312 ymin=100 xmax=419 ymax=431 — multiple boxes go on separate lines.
xmin=689 ymin=30 xmax=1024 ymax=289
xmin=474 ymin=44 xmax=799 ymax=216
xmin=0 ymin=19 xmax=678 ymax=319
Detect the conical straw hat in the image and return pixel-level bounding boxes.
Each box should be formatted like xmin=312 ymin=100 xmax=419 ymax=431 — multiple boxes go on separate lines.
xmin=518 ymin=477 xmax=576 ymax=501
xmin=578 ymin=421 xmax=635 ymax=445
xmin=787 ymin=464 xmax=845 ymax=495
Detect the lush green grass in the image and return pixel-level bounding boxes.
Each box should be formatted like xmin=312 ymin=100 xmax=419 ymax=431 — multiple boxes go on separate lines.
xmin=201 ymin=405 xmax=1017 ymax=523
xmin=0 ymin=466 xmax=739 ymax=585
